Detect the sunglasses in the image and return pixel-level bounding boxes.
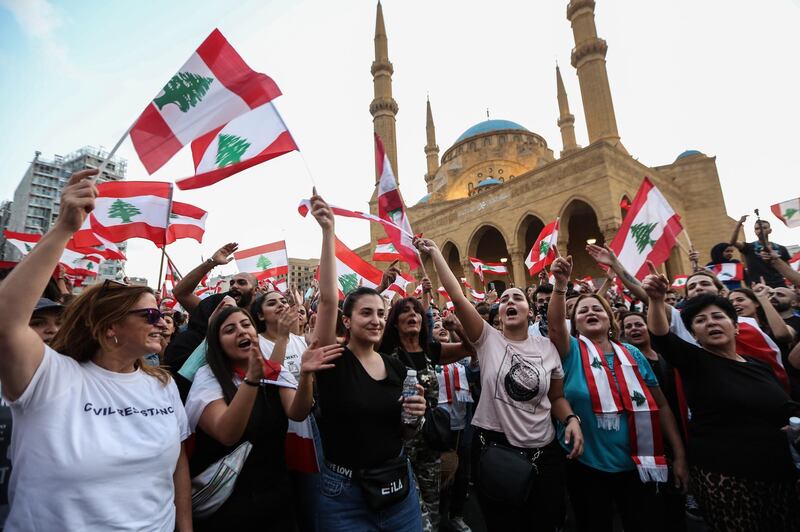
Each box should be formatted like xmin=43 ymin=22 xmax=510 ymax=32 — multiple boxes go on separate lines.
xmin=127 ymin=308 xmax=166 ymax=325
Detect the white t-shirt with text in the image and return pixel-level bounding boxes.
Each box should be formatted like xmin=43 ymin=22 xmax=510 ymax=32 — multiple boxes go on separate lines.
xmin=259 ymin=334 xmax=308 ymax=378
xmin=4 ymin=346 xmax=189 ymax=532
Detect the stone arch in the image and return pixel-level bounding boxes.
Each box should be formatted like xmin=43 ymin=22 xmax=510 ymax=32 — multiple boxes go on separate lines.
xmin=441 ymin=240 xmax=464 ymax=280
xmin=559 ymin=198 xmax=605 ymax=278
xmin=468 ymin=224 xmax=511 ymax=292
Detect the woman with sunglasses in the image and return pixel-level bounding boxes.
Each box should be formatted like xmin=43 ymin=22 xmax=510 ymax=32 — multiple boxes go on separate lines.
xmin=310 ymin=195 xmax=427 ymax=531
xmin=0 ymin=169 xmax=192 ymax=531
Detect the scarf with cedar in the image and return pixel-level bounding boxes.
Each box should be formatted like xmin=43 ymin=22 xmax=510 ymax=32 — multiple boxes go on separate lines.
xmin=436 ymin=363 xmax=473 ymax=405
xmin=578 ymin=335 xmax=668 ymax=483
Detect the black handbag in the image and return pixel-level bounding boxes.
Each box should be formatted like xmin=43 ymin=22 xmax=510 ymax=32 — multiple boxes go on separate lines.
xmin=477 ymin=433 xmax=541 ymax=506
xmin=356 ymin=456 xmax=410 ymax=511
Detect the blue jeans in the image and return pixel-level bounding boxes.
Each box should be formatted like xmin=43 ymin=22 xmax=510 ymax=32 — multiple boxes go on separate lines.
xmin=318 ymin=459 xmax=423 ymax=532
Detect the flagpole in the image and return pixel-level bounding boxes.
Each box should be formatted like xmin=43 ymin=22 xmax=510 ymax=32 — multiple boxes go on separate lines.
xmin=157 ymin=184 xmax=175 ymax=289
xmin=91 ymin=122 xmax=135 ymax=183
xmin=163 ymin=249 xmax=183 ymax=278
xmin=271 ymin=102 xmax=317 ymax=190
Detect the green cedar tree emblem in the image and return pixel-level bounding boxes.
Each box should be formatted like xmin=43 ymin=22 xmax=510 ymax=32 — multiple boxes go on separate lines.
xmin=631 ymin=390 xmax=646 ymax=407
xmin=23 ymin=243 xmax=32 ymax=252
xmin=387 ymin=208 xmax=403 ymax=224
xmin=107 ymin=199 xmax=142 ymax=224
xmin=256 ymin=255 xmax=272 ymax=270
xmin=591 ymin=357 xmax=603 ymax=369
xmin=784 ymin=208 xmax=798 ymax=220
xmin=539 ymin=240 xmax=550 ymax=257
xmin=86 ymin=262 xmax=94 ymax=271
xmin=338 ymin=273 xmax=358 ymax=295
xmin=154 ymin=72 xmax=214 ymax=113
xmin=215 ymin=134 xmax=251 ymax=168
xmin=630 ymin=222 xmax=658 ymax=253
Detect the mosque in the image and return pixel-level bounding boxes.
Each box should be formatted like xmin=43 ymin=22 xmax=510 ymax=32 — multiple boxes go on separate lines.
xmin=356 ymin=0 xmax=736 ymax=292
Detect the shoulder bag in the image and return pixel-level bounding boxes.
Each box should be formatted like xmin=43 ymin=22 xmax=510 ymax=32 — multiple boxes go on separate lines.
xmin=477 ymin=432 xmax=541 ymax=506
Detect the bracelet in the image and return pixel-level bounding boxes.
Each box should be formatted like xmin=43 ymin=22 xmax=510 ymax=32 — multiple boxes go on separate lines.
xmin=564 ymin=414 xmax=581 ymax=425
xmin=242 ymin=377 xmax=260 ymax=387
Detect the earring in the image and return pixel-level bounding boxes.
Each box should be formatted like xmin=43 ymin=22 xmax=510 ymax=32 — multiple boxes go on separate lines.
xmin=112 ymin=335 xmax=119 ymax=345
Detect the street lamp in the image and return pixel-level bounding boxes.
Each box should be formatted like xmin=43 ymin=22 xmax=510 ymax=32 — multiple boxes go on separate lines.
xmin=586 ymin=238 xmax=597 ymax=245
xmin=500 ymin=257 xmax=508 ymax=263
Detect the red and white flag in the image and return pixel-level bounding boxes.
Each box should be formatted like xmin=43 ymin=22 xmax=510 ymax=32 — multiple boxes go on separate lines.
xmin=373 ymin=238 xmax=403 ymax=263
xmin=437 ymin=364 xmax=473 ymax=405
xmin=267 ymin=277 xmax=288 ymax=293
xmin=72 ymin=181 xmax=172 ymax=248
xmin=332 ymin=238 xmax=383 ymax=300
xmin=468 ymin=257 xmax=485 ymax=283
xmin=708 ymin=262 xmax=744 ymax=282
xmin=130 ymin=29 xmax=281 ymax=174
xmin=481 ymin=262 xmax=508 ymax=276
xmin=790 ymin=252 xmax=800 ymax=272
xmin=609 ymin=177 xmax=683 ymax=280
xmin=382 ymin=272 xmax=414 ymax=300
xmin=460 ymin=277 xmax=486 ymax=301
xmin=235 ymin=241 xmax=288 ymax=281
xmin=5 ymin=231 xmax=106 ymax=276
xmin=166 ymin=201 xmax=207 ymax=245
xmin=178 ymin=100 xmax=297 ymax=190
xmin=375 ymin=133 xmax=421 ymax=270
xmin=525 ymin=219 xmax=559 ymax=275
xmin=671 ymin=275 xmax=688 ymax=289
xmin=771 ymin=197 xmax=800 ymax=229
xmin=437 ymin=287 xmax=455 ymax=311
xmin=297 ymin=200 xmax=411 ymax=240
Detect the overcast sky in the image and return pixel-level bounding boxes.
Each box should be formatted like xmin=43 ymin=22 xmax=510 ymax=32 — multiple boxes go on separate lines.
xmin=1 ymin=0 xmax=798 ymax=285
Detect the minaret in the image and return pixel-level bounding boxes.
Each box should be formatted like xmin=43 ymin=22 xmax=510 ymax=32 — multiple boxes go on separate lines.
xmin=424 ymin=97 xmax=439 ymax=193
xmin=566 ymin=0 xmax=625 ymax=151
xmin=556 ymin=65 xmax=580 ymax=157
xmin=370 ymin=1 xmax=399 ymax=186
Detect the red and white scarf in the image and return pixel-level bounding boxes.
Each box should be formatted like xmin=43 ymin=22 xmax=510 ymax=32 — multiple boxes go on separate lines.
xmin=578 ymin=335 xmax=668 ymax=483
xmin=437 ymin=363 xmax=473 ymax=405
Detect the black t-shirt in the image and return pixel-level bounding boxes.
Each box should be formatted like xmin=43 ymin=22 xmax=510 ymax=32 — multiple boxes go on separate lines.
xmin=391 ymin=342 xmax=443 ymax=412
xmin=316 ymin=348 xmax=407 ymax=470
xmin=651 ymin=331 xmax=798 ymax=480
xmin=780 ymin=315 xmax=800 ymax=401
xmin=741 ymin=241 xmax=791 ymax=288
xmin=646 ymin=355 xmax=686 ymax=446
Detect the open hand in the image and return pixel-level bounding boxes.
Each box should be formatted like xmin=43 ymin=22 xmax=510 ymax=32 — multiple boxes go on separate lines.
xmin=738 ymin=214 xmax=749 ymax=225
xmin=55 ymin=169 xmax=99 ymax=233
xmin=244 ymin=340 xmax=265 ymax=382
xmin=300 ymin=340 xmax=344 ymax=375
xmin=276 ymin=305 xmax=299 ymax=337
xmin=211 ymin=243 xmax=238 ymax=266
xmin=564 ymin=418 xmax=584 ymax=459
xmin=586 ymin=244 xmax=617 ymax=267
xmin=550 ymin=251 xmax=573 ymax=287
xmin=751 ymin=282 xmax=772 ymax=300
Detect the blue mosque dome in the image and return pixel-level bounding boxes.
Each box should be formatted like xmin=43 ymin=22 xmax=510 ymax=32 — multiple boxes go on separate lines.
xmin=415 ymin=193 xmax=431 ymax=205
xmin=675 ymin=149 xmax=703 ymax=161
xmin=455 ymin=119 xmax=529 ymax=143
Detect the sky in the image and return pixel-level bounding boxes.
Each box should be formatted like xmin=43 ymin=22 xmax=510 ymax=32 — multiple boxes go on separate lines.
xmin=1 ymin=0 xmax=799 ymax=285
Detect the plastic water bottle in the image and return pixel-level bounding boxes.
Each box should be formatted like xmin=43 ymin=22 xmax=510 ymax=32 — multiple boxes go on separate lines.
xmin=401 ymin=370 xmax=419 ymax=424
xmin=788 ymin=417 xmax=800 ymax=470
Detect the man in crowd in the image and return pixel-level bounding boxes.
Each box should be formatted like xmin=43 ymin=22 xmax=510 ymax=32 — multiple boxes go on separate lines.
xmin=730 ymin=216 xmax=791 ymax=288
xmin=771 ymin=287 xmax=800 ymax=340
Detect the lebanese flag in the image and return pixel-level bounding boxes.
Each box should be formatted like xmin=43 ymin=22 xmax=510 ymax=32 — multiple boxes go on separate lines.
xmin=525 ymin=219 xmax=559 ymax=275
xmin=375 ymin=134 xmax=421 ymax=270
xmin=72 ymin=181 xmax=172 ymax=247
xmin=609 ymin=177 xmax=683 ymax=280
xmin=267 ymin=277 xmax=288 ymax=293
xmin=166 ymin=258 xmax=182 ymax=285
xmin=468 ymin=257 xmax=485 ymax=283
xmin=671 ymin=275 xmax=688 ymax=289
xmin=708 ymin=262 xmax=744 ymax=282
xmin=3 ymin=230 xmax=124 ymax=261
xmin=790 ymin=252 xmax=800 ymax=272
xmin=373 ymin=238 xmax=403 ymax=262
xmin=437 ymin=287 xmax=455 ymax=311
xmin=737 ymin=316 xmax=788 ymax=390
xmin=166 ymin=201 xmax=207 ymax=245
xmin=5 ymin=231 xmax=105 ymax=276
xmin=332 ymin=237 xmax=383 ymax=300
xmin=382 ymin=272 xmax=414 ymax=300
xmin=178 ymin=101 xmax=297 ymax=190
xmin=437 ymin=363 xmax=473 ymax=405
xmin=771 ymin=197 xmax=800 ymax=229
xmin=235 ymin=241 xmax=288 ymax=281
xmin=4 ymin=231 xmax=40 ymax=256
xmin=130 ymin=29 xmax=281 ymax=175
xmin=297 ymin=199 xmax=411 ymax=239
xmin=460 ymin=277 xmax=486 ymax=301
xmin=481 ymin=262 xmax=508 ymax=276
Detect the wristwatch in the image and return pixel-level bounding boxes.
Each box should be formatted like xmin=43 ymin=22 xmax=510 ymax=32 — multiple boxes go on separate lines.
xmin=242 ymin=377 xmax=260 ymax=387
xmin=564 ymin=414 xmax=581 ymax=425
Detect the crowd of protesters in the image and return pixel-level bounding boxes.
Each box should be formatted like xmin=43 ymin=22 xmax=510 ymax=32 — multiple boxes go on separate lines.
xmin=0 ymin=170 xmax=798 ymax=531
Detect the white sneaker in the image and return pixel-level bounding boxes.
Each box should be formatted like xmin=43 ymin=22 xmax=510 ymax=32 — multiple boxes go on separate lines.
xmin=450 ymin=516 xmax=471 ymax=532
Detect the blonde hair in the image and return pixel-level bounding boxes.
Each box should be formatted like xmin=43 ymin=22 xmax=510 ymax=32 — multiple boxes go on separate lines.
xmin=50 ymin=282 xmax=171 ymax=384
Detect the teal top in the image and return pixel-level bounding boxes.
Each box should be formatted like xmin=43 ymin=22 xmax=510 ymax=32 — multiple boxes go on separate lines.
xmin=557 ymin=336 xmax=658 ymax=473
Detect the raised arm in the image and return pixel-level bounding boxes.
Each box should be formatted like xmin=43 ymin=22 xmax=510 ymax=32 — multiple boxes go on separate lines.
xmin=0 ymin=169 xmax=98 ymax=401
xmin=586 ymin=244 xmax=649 ymax=303
xmin=547 ymin=250 xmax=573 ymax=359
xmin=752 ymin=282 xmax=794 ymax=344
xmin=643 ymin=262 xmax=670 ymax=337
xmin=729 ymin=215 xmax=747 ymax=251
xmin=310 ymin=195 xmax=338 ymax=346
xmin=173 ymin=242 xmax=238 ymax=313
xmin=415 ymin=237 xmax=484 ymax=343
xmin=762 ymin=248 xmax=800 ymax=287
xmin=439 ymin=312 xmax=477 ymax=364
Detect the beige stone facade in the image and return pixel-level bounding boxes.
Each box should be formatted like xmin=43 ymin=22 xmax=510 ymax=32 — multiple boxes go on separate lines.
xmin=356 ymin=1 xmax=735 ymax=292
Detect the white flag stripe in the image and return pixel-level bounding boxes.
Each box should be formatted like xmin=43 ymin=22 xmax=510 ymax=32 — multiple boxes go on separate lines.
xmin=92 ymin=195 xmax=171 ymax=228
xmin=237 ymin=248 xmax=288 ymax=274
xmin=616 ymin=186 xmax=675 ymax=275
xmin=159 ymin=53 xmax=250 ymax=145
xmin=195 ymin=102 xmax=287 ymax=173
